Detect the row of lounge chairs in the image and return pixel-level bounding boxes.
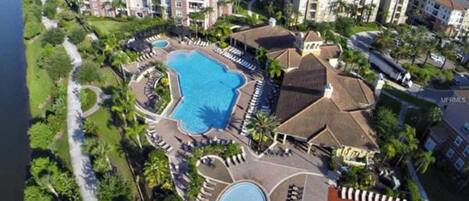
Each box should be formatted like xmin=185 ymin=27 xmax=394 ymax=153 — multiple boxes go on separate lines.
xmin=189 ymin=39 xmax=209 ymax=47
xmin=145 ymin=35 xmax=160 ymax=42
xmin=137 ymin=51 xmax=157 ymax=62
xmin=213 ymin=47 xmax=257 ymax=71
xmin=143 ymin=73 xmax=159 ymax=108
xmin=146 ymin=128 xmax=173 ymax=152
xmin=240 ymin=80 xmax=264 ymax=136
xmin=340 ymin=187 xmax=406 ymax=201
xmin=225 ymin=146 xmax=247 ymax=167
xmin=195 ymin=179 xmax=217 ymax=201
xmin=287 ymin=185 xmax=304 ymax=201
xmin=226 ymin=46 xmax=243 ymax=57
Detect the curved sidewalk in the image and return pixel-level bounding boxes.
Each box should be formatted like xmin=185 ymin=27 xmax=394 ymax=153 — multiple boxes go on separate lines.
xmin=64 ymin=38 xmax=98 ymax=201
xmin=82 ymin=85 xmax=109 ymax=117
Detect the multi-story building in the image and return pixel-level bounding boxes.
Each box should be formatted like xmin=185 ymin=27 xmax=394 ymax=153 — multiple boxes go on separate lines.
xmin=413 ymin=0 xmax=469 ymax=39
xmin=164 ymin=0 xmax=232 ymax=29
xmin=377 ymin=0 xmax=410 ymax=24
xmin=125 ymin=0 xmax=154 ymax=17
xmin=289 ymin=0 xmax=381 ymax=23
xmin=80 ymin=0 xmax=154 ymax=17
xmin=80 ymin=0 xmax=116 ymax=17
xmin=425 ymin=90 xmax=469 ymax=173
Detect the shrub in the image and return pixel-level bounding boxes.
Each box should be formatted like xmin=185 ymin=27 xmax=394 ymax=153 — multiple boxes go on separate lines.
xmin=407 ymin=179 xmax=422 ymax=201
xmin=28 ymin=122 xmax=55 ymax=150
xmin=76 ymin=60 xmax=101 ymax=84
xmin=42 ymin=28 xmax=65 ymax=46
xmin=218 ymin=41 xmax=228 ymax=48
xmin=59 ymin=10 xmax=76 ymax=21
xmin=43 ymin=0 xmax=58 ymax=19
xmin=69 ymin=28 xmax=86 ymax=44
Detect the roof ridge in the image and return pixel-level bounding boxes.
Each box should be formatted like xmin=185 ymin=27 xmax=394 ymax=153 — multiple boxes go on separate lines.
xmin=277 ymin=96 xmax=326 ymax=129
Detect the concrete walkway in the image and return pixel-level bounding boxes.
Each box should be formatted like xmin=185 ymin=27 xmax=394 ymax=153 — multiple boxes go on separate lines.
xmin=63 ymin=38 xmax=98 ymax=201
xmin=81 ymin=85 xmax=109 ymax=117
xmin=407 ymin=161 xmax=430 ymax=201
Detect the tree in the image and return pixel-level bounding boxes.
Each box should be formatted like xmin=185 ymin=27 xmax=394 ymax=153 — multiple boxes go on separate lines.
xmin=255 ymin=47 xmax=268 ymax=68
xmin=438 ymin=42 xmax=456 ymax=69
xmin=124 ymin=121 xmax=146 ymax=149
xmin=374 ymin=107 xmax=400 ymax=138
xmin=381 ymin=138 xmax=400 ymax=161
xmin=68 ymin=28 xmax=86 ymax=44
xmin=414 ymin=150 xmax=435 ymax=173
xmin=267 ymin=59 xmax=282 ymax=78
xmin=266 ymin=1 xmax=276 ymax=18
xmin=143 ymin=150 xmax=172 ymax=190
xmin=392 ymin=44 xmax=410 ymax=63
xmin=43 ymin=0 xmax=58 ymax=19
xmin=425 ymin=106 xmax=442 ymax=126
xmin=42 ymin=29 xmax=65 ymax=46
xmin=396 ymin=125 xmax=419 ymax=165
xmin=24 ymin=185 xmax=53 ymax=201
xmin=333 ymin=0 xmax=348 ymax=16
xmin=111 ymin=84 xmax=136 ymax=127
xmin=30 ymin=157 xmax=60 ymax=198
xmin=422 ymin=41 xmax=437 ymax=65
xmin=111 ymin=50 xmax=131 ymax=80
xmin=213 ymin=22 xmax=232 ymax=41
xmin=245 ymin=112 xmax=279 ymax=152
xmin=97 ymin=174 xmax=132 ymax=201
xmin=38 ymin=49 xmax=72 ymax=81
xmin=340 ymin=49 xmax=357 ymax=72
xmin=28 ymin=122 xmax=55 ymax=150
xmin=373 ymin=29 xmax=393 ymax=52
xmin=24 ymin=20 xmax=43 ymax=40
xmin=76 ymin=60 xmax=101 ymax=84
xmin=111 ymin=0 xmax=126 ymax=16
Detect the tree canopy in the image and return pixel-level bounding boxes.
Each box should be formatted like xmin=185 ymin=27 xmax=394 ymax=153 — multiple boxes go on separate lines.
xmin=76 ymin=60 xmax=101 ymax=84
xmin=28 ymin=122 xmax=55 ymax=150
xmin=97 ymin=174 xmax=132 ymax=201
xmin=42 ymin=29 xmax=65 ymax=46
xmin=38 ymin=47 xmax=72 ymax=81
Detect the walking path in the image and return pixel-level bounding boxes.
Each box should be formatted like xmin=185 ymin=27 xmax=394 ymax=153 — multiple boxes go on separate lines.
xmin=63 ymin=38 xmax=98 ymax=201
xmin=407 ymin=161 xmax=430 ymax=201
xmin=81 ymin=85 xmax=109 ymax=117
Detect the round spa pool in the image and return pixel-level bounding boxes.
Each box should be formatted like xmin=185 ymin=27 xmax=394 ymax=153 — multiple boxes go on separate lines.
xmin=152 ymin=39 xmax=169 ymax=48
xmin=219 ymin=182 xmax=267 ymax=201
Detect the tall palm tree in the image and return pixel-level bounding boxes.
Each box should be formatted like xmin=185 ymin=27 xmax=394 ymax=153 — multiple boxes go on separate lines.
xmin=392 ymin=45 xmax=410 ymax=63
xmin=438 ymin=42 xmax=456 ymax=69
xmin=414 ymin=150 xmax=435 ymax=173
xmin=396 ymin=125 xmax=419 ymax=165
xmin=213 ymin=22 xmax=232 ymax=41
xmin=111 ymin=50 xmax=131 ymax=81
xmin=423 ymin=41 xmax=437 ymax=65
xmin=255 ymin=47 xmax=268 ymax=67
xmin=267 ymin=59 xmax=282 ymax=78
xmin=373 ymin=29 xmax=393 ymax=52
xmin=333 ymin=0 xmax=348 ymax=17
xmin=245 ymin=112 xmax=279 ymax=152
xmin=124 ymin=121 xmax=146 ymax=149
xmin=340 ymin=49 xmax=357 ymax=72
xmin=366 ymin=4 xmax=376 ymax=23
xmin=143 ymin=150 xmax=171 ymax=189
xmin=111 ymin=84 xmax=136 ymax=127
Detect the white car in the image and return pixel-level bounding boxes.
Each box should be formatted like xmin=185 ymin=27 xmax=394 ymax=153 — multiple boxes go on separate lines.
xmin=430 ymin=53 xmax=445 ymax=64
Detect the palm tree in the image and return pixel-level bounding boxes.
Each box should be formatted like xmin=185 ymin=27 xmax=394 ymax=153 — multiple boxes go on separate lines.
xmin=396 ymin=125 xmax=419 ymax=165
xmin=213 ymin=22 xmax=232 ymax=41
xmin=381 ymin=138 xmax=400 ymax=161
xmin=423 ymin=40 xmax=437 ymax=65
xmin=255 ymin=47 xmax=268 ymax=67
xmin=333 ymin=0 xmax=348 ymax=17
xmin=438 ymin=42 xmax=456 ymax=69
xmin=392 ymin=45 xmax=410 ymax=64
xmin=267 ymin=59 xmax=282 ymax=78
xmin=111 ymin=0 xmax=126 ymax=16
xmin=340 ymin=49 xmax=357 ymax=72
xmin=414 ymin=150 xmax=435 ymax=173
xmin=365 ymin=4 xmax=376 ymax=23
xmin=111 ymin=50 xmax=131 ymax=81
xmin=124 ymin=121 xmax=146 ymax=149
xmin=111 ymin=84 xmax=136 ymax=127
xmin=266 ymin=1 xmax=276 ymax=18
xmin=245 ymin=112 xmax=279 ymax=152
xmin=143 ymin=151 xmax=171 ymax=190
xmin=373 ymin=29 xmax=394 ymax=52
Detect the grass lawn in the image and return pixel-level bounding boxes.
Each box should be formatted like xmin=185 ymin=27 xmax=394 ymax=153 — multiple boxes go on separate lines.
xmin=80 ymin=88 xmax=97 ymax=112
xmin=97 ymin=67 xmax=121 ymax=88
xmin=377 ymin=93 xmax=402 ymax=114
xmin=25 ymin=37 xmax=54 ymax=117
xmin=384 ymin=86 xmax=437 ymax=109
xmin=87 ymin=108 xmax=137 ymax=195
xmin=350 ymin=23 xmax=381 ymax=35
xmin=53 ymin=131 xmax=72 ymax=170
xmin=418 ymin=166 xmax=469 ymax=201
xmin=86 ymin=17 xmax=127 ymax=36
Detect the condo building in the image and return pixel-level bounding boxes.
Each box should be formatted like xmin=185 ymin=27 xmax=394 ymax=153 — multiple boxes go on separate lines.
xmin=421 ymin=0 xmax=469 ymax=39
xmin=377 ymin=0 xmax=410 ymax=24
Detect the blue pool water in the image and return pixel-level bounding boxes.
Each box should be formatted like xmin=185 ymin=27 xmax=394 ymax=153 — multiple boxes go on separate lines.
xmin=166 ymin=50 xmax=244 ymax=134
xmin=152 ymin=40 xmax=169 ymax=48
xmin=219 ymin=182 xmax=267 ymax=201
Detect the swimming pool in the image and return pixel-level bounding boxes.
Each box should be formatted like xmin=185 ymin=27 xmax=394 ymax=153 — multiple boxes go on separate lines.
xmin=219 ymin=182 xmax=267 ymax=201
xmin=166 ymin=50 xmax=244 ymax=134
xmin=152 ymin=39 xmax=169 ymax=48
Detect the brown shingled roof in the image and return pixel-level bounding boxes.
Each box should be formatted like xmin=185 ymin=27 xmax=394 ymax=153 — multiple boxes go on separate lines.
xmin=274 ymin=54 xmax=327 ymax=122
xmin=303 ymin=31 xmax=322 ymax=42
xmin=229 ymin=25 xmax=296 ymax=52
xmin=266 ymin=48 xmax=303 ymax=70
xmin=436 ymin=0 xmax=469 ymax=10
xmin=319 ymin=45 xmax=341 ymax=60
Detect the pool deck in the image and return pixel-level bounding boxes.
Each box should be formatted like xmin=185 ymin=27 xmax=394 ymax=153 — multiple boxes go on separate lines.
xmin=132 ymin=37 xmax=332 ymax=201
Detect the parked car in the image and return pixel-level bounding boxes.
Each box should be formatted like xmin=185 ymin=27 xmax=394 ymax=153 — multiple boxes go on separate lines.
xmin=430 ymin=53 xmax=445 ymax=64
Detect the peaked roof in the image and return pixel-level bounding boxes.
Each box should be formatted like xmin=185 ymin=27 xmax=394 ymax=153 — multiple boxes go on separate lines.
xmin=303 ymin=31 xmax=322 ymax=42
xmin=229 ymin=25 xmax=296 ymax=52
xmin=266 ymin=48 xmax=303 ymax=69
xmin=436 ymin=0 xmax=469 ymax=10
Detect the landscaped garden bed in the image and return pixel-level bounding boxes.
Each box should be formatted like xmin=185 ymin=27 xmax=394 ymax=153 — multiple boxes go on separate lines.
xmin=80 ymin=88 xmax=97 ymax=111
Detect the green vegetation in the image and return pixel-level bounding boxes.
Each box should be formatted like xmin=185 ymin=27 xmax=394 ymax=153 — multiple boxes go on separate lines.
xmin=143 ymin=150 xmax=172 ymax=190
xmin=406 ymin=179 xmax=422 ymax=201
xmin=404 ymin=106 xmax=442 ymax=137
xmin=80 ymin=88 xmax=97 ymax=112
xmin=245 ymin=112 xmax=279 ymax=153
xmin=376 ymin=93 xmax=402 ymax=114
xmin=350 ymin=22 xmax=381 ymax=35
xmin=28 ymin=122 xmax=55 ymax=150
xmin=383 ymin=86 xmax=437 ymax=109
xmin=43 ymin=0 xmax=58 ymax=19
xmin=86 ymin=17 xmax=128 ymax=36
xmin=186 ymin=143 xmax=242 ymax=200
xmin=76 ymin=60 xmax=102 ymax=84
xmin=97 ymin=174 xmax=132 ymax=201
xmin=155 ymin=73 xmax=171 ymax=113
xmin=341 ymin=166 xmax=376 ymax=189
xmin=403 ymin=63 xmax=453 ymax=86
xmin=42 ymin=28 xmax=65 ymax=46
xmin=37 ymin=45 xmax=72 ymax=81
xmin=68 ymin=28 xmax=86 ymax=44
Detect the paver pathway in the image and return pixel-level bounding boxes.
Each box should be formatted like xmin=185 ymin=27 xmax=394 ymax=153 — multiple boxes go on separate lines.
xmin=64 ymin=38 xmax=98 ymax=201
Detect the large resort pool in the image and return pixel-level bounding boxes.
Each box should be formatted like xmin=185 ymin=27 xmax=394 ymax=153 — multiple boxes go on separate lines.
xmin=166 ymin=50 xmax=244 ymax=134
xmin=219 ymin=182 xmax=267 ymax=201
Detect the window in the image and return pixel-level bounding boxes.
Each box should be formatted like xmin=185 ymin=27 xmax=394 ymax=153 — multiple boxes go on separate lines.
xmin=455 ymin=158 xmax=465 ymax=170
xmin=454 ymin=136 xmax=463 ymax=146
xmin=446 ymin=148 xmax=455 ymax=158
xmin=425 ymin=138 xmax=437 ymax=151
xmin=176 ymin=1 xmax=182 ymax=8
xmin=463 ymin=122 xmax=469 ymax=134
xmin=464 ymin=146 xmax=469 ymax=157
